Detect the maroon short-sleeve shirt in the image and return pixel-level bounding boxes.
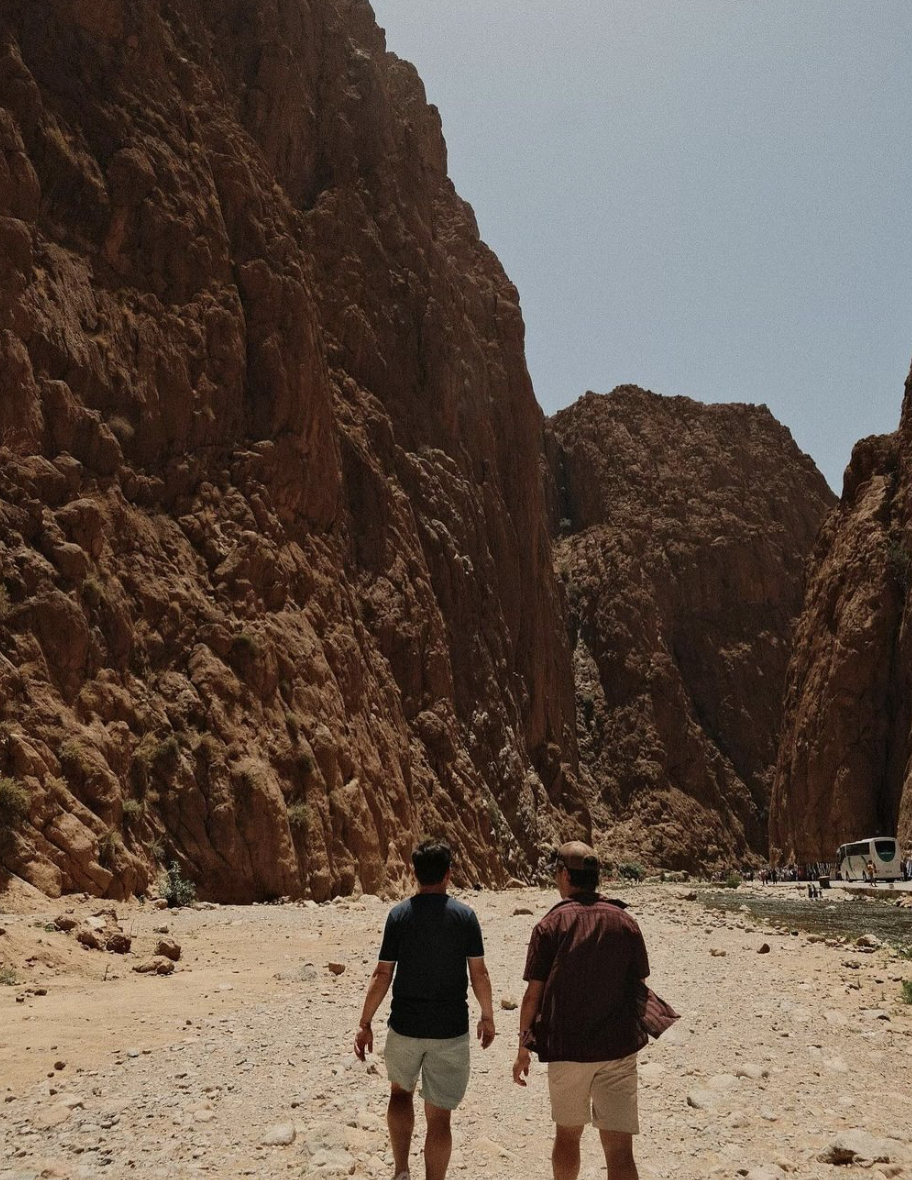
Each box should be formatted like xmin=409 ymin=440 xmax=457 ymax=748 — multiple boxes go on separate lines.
xmin=523 ymin=893 xmax=650 ymax=1063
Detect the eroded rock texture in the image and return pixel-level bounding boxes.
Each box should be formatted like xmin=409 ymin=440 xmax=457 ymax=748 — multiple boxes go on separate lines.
xmin=771 ymin=365 xmax=912 ymax=861
xmin=0 ymin=0 xmax=586 ymax=901
xmin=547 ymin=388 xmax=834 ymax=870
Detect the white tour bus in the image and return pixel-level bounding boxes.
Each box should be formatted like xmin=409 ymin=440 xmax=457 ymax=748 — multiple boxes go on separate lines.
xmin=835 ymin=836 xmax=901 ymax=881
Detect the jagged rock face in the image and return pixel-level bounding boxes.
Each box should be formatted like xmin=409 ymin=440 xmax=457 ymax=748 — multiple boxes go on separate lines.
xmin=546 ymin=388 xmax=835 ymax=871
xmin=0 ymin=0 xmax=586 ymax=901
xmin=771 ymin=366 xmax=912 ymax=861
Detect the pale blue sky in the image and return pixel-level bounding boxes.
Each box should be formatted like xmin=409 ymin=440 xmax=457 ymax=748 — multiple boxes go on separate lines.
xmin=370 ymin=0 xmax=912 ymax=491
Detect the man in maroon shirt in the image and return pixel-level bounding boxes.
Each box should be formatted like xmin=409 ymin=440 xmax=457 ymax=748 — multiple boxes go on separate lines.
xmin=512 ymin=842 xmax=649 ymax=1180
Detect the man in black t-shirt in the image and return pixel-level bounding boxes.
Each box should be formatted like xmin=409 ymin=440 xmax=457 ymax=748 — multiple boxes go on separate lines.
xmin=354 ymin=839 xmax=495 ymax=1180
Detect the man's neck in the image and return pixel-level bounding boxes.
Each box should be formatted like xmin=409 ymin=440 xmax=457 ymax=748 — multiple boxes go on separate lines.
xmin=417 ymin=883 xmax=448 ymax=895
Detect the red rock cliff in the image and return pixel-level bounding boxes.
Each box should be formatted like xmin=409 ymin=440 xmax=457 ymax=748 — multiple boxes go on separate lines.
xmin=0 ymin=0 xmax=586 ymax=900
xmin=771 ymin=362 xmax=912 ymax=862
xmin=547 ymin=388 xmax=834 ymax=870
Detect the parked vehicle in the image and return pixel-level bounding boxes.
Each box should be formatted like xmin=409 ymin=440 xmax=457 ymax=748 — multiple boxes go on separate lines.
xmin=835 ymin=837 xmax=901 ymax=882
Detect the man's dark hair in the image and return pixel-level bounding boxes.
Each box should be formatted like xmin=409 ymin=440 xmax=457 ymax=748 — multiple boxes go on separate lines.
xmin=567 ymin=865 xmax=599 ymax=891
xmin=412 ymin=838 xmax=452 ymax=885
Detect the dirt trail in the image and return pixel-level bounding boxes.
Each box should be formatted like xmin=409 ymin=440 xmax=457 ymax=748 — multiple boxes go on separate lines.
xmin=1 ymin=886 xmax=911 ymax=1180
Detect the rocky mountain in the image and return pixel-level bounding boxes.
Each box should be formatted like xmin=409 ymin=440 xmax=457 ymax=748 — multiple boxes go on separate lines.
xmin=770 ymin=364 xmax=912 ymax=863
xmin=0 ymin=0 xmax=588 ymax=901
xmin=546 ymin=388 xmax=835 ymax=870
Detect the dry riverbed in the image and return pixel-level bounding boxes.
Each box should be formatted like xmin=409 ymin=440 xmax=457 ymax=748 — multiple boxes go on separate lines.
xmin=1 ymin=885 xmax=912 ymax=1180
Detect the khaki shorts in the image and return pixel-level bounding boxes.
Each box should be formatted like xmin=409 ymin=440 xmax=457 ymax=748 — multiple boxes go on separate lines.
xmin=547 ymin=1053 xmax=639 ymax=1133
xmin=383 ymin=1029 xmax=471 ymax=1111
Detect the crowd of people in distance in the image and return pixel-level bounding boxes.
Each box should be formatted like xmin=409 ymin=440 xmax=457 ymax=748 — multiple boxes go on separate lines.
xmin=756 ymin=862 xmax=833 ymax=884
xmin=726 ymin=857 xmax=912 ymax=885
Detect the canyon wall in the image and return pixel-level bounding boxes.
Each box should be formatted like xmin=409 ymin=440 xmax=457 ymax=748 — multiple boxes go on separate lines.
xmin=547 ymin=388 xmax=834 ymax=870
xmin=770 ymin=364 xmax=912 ymax=862
xmin=0 ymin=0 xmax=587 ymax=901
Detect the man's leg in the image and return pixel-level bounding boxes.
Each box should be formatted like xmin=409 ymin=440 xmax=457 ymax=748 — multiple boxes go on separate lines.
xmin=599 ymin=1130 xmax=638 ymax=1180
xmin=388 ymin=1083 xmax=415 ymax=1177
xmin=552 ymin=1124 xmax=584 ymax=1180
xmin=423 ymin=1102 xmax=452 ymax=1180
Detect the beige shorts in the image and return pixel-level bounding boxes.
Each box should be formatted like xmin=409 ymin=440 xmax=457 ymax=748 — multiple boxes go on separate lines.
xmin=547 ymin=1053 xmax=639 ymax=1133
xmin=383 ymin=1029 xmax=471 ymax=1111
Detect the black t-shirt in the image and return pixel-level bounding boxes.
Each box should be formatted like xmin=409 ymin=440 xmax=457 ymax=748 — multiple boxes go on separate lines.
xmin=379 ymin=894 xmax=484 ymax=1039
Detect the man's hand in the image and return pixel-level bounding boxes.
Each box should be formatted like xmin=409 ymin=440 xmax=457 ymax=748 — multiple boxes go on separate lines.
xmin=512 ymin=1046 xmax=531 ymax=1086
xmin=477 ymin=1015 xmax=496 ymax=1049
xmin=354 ymin=1023 xmax=373 ymax=1061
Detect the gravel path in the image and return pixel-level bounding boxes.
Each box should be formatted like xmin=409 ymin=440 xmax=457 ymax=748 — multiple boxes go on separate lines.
xmin=1 ymin=886 xmax=911 ymax=1179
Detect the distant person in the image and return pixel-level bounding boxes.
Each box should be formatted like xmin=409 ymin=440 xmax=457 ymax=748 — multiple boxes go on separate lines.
xmin=512 ymin=842 xmax=678 ymax=1180
xmin=866 ymin=859 xmax=876 ymax=886
xmin=354 ymin=838 xmax=495 ymax=1180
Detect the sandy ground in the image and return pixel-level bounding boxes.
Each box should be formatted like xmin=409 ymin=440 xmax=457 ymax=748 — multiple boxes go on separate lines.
xmin=1 ymin=885 xmax=912 ymax=1180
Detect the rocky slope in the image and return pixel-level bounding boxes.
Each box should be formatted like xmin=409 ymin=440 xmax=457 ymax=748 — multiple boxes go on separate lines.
xmin=770 ymin=364 xmax=912 ymax=863
xmin=546 ymin=388 xmax=835 ymax=870
xmin=0 ymin=0 xmax=587 ymax=901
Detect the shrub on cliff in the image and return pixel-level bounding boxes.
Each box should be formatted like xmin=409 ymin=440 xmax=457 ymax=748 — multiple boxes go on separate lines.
xmin=618 ymin=862 xmax=645 ymax=881
xmin=122 ymin=798 xmax=144 ymax=825
xmin=287 ymin=802 xmax=317 ymax=833
xmin=159 ymin=861 xmax=196 ymax=908
xmin=902 ymin=980 xmax=912 ymax=1006
xmin=98 ymin=828 xmax=121 ymax=868
xmin=0 ymin=777 xmax=29 ymax=829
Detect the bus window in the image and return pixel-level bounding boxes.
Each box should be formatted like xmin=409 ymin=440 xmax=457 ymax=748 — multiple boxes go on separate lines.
xmin=874 ymin=840 xmax=896 ymax=861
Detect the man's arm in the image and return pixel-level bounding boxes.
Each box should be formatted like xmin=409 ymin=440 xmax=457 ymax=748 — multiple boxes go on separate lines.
xmin=468 ymin=956 xmax=496 ymax=1048
xmin=512 ymin=979 xmax=544 ymax=1085
xmin=354 ymin=961 xmax=394 ymax=1060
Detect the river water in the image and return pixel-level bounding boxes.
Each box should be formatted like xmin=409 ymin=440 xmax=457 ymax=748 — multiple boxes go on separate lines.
xmin=702 ymin=886 xmax=912 ymax=948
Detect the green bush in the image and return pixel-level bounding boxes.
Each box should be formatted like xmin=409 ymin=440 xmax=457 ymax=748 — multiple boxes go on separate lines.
xmin=122 ymin=798 xmax=144 ymax=825
xmin=147 ymin=837 xmax=166 ymax=862
xmin=287 ymin=802 xmax=317 ymax=833
xmin=97 ymin=828 xmax=121 ymax=868
xmin=159 ymin=861 xmax=196 ymax=908
xmin=0 ymin=965 xmax=18 ymax=986
xmin=153 ymin=736 xmax=180 ymax=767
xmin=232 ymin=632 xmax=260 ymax=658
xmin=618 ymin=862 xmax=645 ymax=882
xmin=901 ymin=980 xmax=912 ymax=1005
xmin=724 ymin=871 xmax=743 ymax=889
xmin=195 ymin=733 xmax=222 ymax=762
xmin=82 ymin=576 xmax=104 ymax=608
xmin=0 ymin=777 xmax=30 ymax=827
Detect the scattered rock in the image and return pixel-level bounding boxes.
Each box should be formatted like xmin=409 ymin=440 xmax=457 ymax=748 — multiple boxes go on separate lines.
xmin=75 ymin=924 xmax=105 ymax=951
xmin=757 ymin=943 xmax=771 ymax=954
xmin=132 ymin=957 xmax=175 ymax=975
xmin=155 ymin=938 xmax=181 ymax=961
xmin=819 ymin=1130 xmax=898 ymax=1165
xmin=734 ymin=1063 xmax=768 ymax=1080
xmin=326 ymin=962 xmax=346 ymax=975
xmin=686 ymin=1089 xmax=721 ymax=1110
xmin=31 ymin=1104 xmax=73 ymax=1130
xmin=261 ymin=1123 xmax=296 ymax=1146
xmin=500 ymin=995 xmax=518 ymax=1011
